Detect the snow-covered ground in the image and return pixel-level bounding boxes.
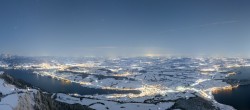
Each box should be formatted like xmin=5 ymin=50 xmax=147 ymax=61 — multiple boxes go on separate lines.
xmin=1 ymin=57 xmax=249 ymax=110
xmin=54 ymin=93 xmax=175 ymax=110
xmin=0 ymin=71 xmax=37 ymax=110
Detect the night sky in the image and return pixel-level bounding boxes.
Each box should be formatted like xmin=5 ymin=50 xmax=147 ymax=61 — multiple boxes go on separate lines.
xmin=0 ymin=0 xmax=250 ymax=57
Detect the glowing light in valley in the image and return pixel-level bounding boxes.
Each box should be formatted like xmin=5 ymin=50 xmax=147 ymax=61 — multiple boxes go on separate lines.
xmin=107 ymin=84 xmax=167 ymax=98
xmin=211 ymin=85 xmax=239 ymax=94
xmin=113 ymin=72 xmax=132 ymax=77
xmin=144 ymin=53 xmax=162 ymax=57
xmin=191 ymin=79 xmax=210 ymax=86
xmin=227 ymin=72 xmax=236 ymax=76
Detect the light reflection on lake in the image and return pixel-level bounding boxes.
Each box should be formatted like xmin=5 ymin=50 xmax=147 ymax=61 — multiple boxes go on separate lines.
xmin=213 ymin=66 xmax=250 ymax=110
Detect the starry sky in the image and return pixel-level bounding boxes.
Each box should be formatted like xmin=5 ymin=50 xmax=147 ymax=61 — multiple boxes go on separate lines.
xmin=0 ymin=0 xmax=250 ymax=57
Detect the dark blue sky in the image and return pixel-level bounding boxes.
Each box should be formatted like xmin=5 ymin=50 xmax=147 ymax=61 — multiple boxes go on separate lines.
xmin=0 ymin=0 xmax=249 ymax=57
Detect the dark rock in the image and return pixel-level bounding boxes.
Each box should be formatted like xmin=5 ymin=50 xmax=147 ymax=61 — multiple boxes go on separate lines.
xmin=171 ymin=97 xmax=218 ymax=110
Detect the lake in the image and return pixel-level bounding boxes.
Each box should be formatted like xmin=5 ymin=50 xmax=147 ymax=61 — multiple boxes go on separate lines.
xmin=213 ymin=66 xmax=250 ymax=110
xmin=2 ymin=68 xmax=140 ymax=95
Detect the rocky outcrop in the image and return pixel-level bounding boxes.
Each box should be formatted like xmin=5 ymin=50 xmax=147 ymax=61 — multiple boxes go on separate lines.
xmin=33 ymin=91 xmax=91 ymax=110
xmin=171 ymin=97 xmax=218 ymax=110
xmin=15 ymin=93 xmax=35 ymax=110
xmin=0 ymin=73 xmax=92 ymax=110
